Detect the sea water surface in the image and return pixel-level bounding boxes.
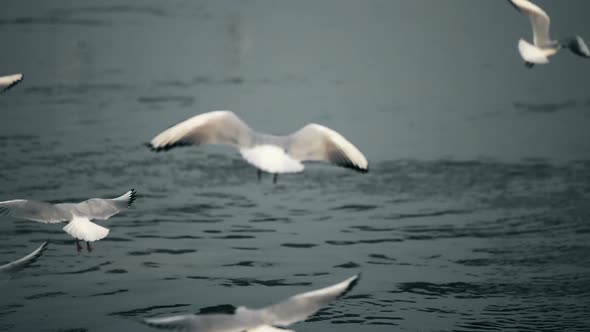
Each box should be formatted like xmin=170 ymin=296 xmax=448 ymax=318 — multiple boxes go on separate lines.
xmin=1 ymin=1 xmax=590 ymax=331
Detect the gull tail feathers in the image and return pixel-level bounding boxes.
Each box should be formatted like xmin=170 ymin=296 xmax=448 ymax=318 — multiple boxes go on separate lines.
xmin=63 ymin=217 xmax=109 ymax=242
xmin=240 ymin=145 xmax=305 ymax=174
xmin=518 ymin=39 xmax=550 ymax=64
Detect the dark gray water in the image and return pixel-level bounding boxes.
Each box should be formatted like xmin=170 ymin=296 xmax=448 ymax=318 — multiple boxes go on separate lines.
xmin=1 ymin=1 xmax=590 ymax=331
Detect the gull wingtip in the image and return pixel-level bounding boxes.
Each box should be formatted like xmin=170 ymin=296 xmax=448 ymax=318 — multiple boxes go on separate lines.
xmin=128 ymin=189 xmax=137 ymax=207
xmin=145 ymin=140 xmax=164 ymax=152
xmin=338 ymin=273 xmax=361 ymax=299
xmin=39 ymin=240 xmax=49 ymax=251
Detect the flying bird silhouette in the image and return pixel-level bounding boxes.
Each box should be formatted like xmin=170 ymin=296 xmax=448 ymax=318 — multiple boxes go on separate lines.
xmin=0 ymin=190 xmax=136 ymax=252
xmin=508 ymin=0 xmax=590 ymax=67
xmin=142 ymin=274 xmax=360 ymax=332
xmin=148 ymin=111 xmax=368 ymax=183
xmin=0 ymin=241 xmax=49 ymax=273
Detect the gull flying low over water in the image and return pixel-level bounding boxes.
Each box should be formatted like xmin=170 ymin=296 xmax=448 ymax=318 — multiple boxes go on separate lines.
xmin=0 ymin=190 xmax=136 ymax=252
xmin=0 ymin=241 xmax=48 ymax=273
xmin=0 ymin=73 xmax=23 ymax=93
xmin=142 ymin=274 xmax=360 ymax=332
xmin=508 ymin=0 xmax=590 ymax=67
xmin=148 ymin=111 xmax=369 ymax=183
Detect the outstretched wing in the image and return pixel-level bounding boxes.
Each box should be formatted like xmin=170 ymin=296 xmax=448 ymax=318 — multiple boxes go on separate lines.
xmin=287 ymin=124 xmax=368 ymax=172
xmin=142 ymin=313 xmax=251 ymax=332
xmin=509 ymin=0 xmax=551 ymax=46
xmin=149 ymin=111 xmax=254 ymax=151
xmin=0 ymin=241 xmax=49 ymax=272
xmin=141 ymin=275 xmax=360 ymax=331
xmin=261 ymin=274 xmax=360 ymax=327
xmin=69 ymin=189 xmax=136 ymax=220
xmin=0 ymin=200 xmax=70 ymax=223
xmin=0 ymin=73 xmax=23 ymax=93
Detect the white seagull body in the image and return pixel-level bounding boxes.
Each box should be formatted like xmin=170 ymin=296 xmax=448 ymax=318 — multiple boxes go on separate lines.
xmin=0 ymin=189 xmax=136 ymax=252
xmin=149 ymin=111 xmax=368 ymax=182
xmin=508 ymin=0 xmax=590 ymax=67
xmin=0 ymin=73 xmax=23 ymax=93
xmin=142 ymin=274 xmax=360 ymax=332
xmin=0 ymin=241 xmax=48 ymax=273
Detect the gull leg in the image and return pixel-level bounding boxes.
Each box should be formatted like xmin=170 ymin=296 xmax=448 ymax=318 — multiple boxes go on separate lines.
xmin=273 ymin=173 xmax=278 ymax=184
xmin=257 ymin=169 xmax=262 ymax=182
xmin=86 ymin=241 xmax=93 ymax=252
xmin=525 ymin=61 xmax=535 ymax=69
xmin=76 ymin=239 xmax=82 ymax=252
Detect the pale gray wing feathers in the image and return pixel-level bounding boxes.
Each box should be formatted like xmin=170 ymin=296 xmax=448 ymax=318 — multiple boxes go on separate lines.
xmin=261 ymin=274 xmax=360 ymax=327
xmin=287 ymin=124 xmax=368 ymax=172
xmin=71 ymin=189 xmax=136 ymax=220
xmin=0 ymin=241 xmax=49 ymax=272
xmin=141 ymin=275 xmax=359 ymax=331
xmin=149 ymin=110 xmax=254 ymax=151
xmin=509 ymin=0 xmax=551 ymax=46
xmin=0 ymin=73 xmax=23 ymax=93
xmin=142 ymin=313 xmax=250 ymax=332
xmin=0 ymin=200 xmax=70 ymax=223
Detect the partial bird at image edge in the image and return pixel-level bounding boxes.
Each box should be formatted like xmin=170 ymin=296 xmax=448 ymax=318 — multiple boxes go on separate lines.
xmin=141 ymin=274 xmax=360 ymax=332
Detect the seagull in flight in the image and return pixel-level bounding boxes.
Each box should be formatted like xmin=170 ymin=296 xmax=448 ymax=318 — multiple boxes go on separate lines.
xmin=508 ymin=0 xmax=590 ymax=67
xmin=0 ymin=190 xmax=136 ymax=252
xmin=142 ymin=274 xmax=360 ymax=332
xmin=0 ymin=73 xmax=23 ymax=93
xmin=148 ymin=111 xmax=368 ymax=183
xmin=0 ymin=241 xmax=49 ymax=273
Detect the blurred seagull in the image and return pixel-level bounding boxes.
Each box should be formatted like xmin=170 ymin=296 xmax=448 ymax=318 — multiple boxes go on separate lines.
xmin=148 ymin=111 xmax=368 ymax=183
xmin=142 ymin=274 xmax=360 ymax=332
xmin=0 ymin=241 xmax=48 ymax=273
xmin=0 ymin=73 xmax=23 ymax=93
xmin=508 ymin=0 xmax=590 ymax=67
xmin=0 ymin=190 xmax=136 ymax=252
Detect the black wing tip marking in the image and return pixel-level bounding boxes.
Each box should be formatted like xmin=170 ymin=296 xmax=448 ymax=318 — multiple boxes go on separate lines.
xmin=146 ymin=141 xmax=193 ymax=152
xmin=27 ymin=241 xmax=49 ymax=258
xmin=507 ymin=0 xmax=521 ymax=13
xmin=338 ymin=273 xmax=361 ymax=299
xmin=128 ymin=189 xmax=137 ymax=207
xmin=145 ymin=141 xmax=164 ymax=152
xmin=327 ymin=147 xmax=369 ymax=173
xmin=0 ymin=206 xmax=11 ymax=216
xmin=338 ymin=160 xmax=369 ymax=173
xmin=356 ymin=165 xmax=369 ymax=173
xmin=39 ymin=241 xmax=50 ymax=252
xmin=10 ymin=241 xmax=50 ymax=271
xmin=1 ymin=81 xmax=22 ymax=93
xmin=30 ymin=241 xmax=49 ymax=261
